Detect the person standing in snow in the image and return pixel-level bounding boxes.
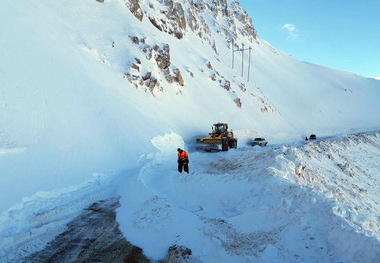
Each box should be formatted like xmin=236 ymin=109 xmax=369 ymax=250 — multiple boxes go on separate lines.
xmin=177 ymin=148 xmax=189 ymax=174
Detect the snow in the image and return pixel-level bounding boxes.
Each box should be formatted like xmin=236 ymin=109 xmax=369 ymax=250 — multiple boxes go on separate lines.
xmin=117 ymin=132 xmax=380 ymax=262
xmin=1 ymin=0 xmax=380 ymax=261
xmin=0 ymin=173 xmax=117 ymax=262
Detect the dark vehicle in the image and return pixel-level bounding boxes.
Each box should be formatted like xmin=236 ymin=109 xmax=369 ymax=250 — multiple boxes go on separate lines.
xmin=251 ymin=138 xmax=268 ymax=146
xmin=309 ymin=134 xmax=317 ymax=140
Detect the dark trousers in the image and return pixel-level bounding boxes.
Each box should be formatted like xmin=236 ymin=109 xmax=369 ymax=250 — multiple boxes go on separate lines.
xmin=178 ymin=160 xmax=189 ymax=174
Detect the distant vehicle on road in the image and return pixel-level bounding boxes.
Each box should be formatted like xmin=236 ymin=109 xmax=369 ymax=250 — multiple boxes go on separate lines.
xmin=251 ymin=138 xmax=268 ymax=147
xmin=309 ymin=134 xmax=317 ymax=140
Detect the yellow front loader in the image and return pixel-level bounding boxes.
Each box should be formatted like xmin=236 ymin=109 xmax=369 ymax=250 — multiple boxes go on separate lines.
xmin=196 ymin=123 xmax=238 ymax=151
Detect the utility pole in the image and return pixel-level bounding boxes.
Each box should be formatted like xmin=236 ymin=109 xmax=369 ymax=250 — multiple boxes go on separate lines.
xmin=231 ymin=42 xmax=253 ymax=82
xmin=241 ymin=44 xmax=244 ymax=77
xmin=248 ymin=47 xmax=252 ymax=82
xmin=232 ymin=39 xmax=234 ymax=69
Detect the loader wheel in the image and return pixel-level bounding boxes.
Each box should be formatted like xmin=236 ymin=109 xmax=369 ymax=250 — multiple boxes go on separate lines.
xmin=229 ymin=139 xmax=237 ymax=149
xmin=222 ymin=138 xmax=228 ymax=151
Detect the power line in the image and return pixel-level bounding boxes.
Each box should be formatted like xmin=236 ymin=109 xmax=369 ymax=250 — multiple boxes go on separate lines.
xmin=231 ymin=39 xmax=252 ymax=82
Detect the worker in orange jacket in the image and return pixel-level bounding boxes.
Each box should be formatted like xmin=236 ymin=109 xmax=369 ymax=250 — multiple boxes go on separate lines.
xmin=177 ymin=148 xmax=189 ymax=174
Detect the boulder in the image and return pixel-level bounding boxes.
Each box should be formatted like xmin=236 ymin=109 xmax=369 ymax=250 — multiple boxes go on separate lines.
xmin=206 ymin=61 xmax=213 ymax=70
xmin=142 ymin=72 xmax=152 ymax=81
xmin=131 ymin=36 xmax=139 ymax=45
xmin=234 ymin=97 xmax=242 ymax=108
xmin=165 ymin=245 xmax=192 ymax=263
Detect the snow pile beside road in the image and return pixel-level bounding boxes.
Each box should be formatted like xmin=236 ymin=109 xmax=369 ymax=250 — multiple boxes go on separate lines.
xmin=0 ymin=174 xmax=117 ymax=262
xmin=117 ymin=132 xmax=380 ymax=262
xmin=274 ymin=132 xmax=380 ymax=240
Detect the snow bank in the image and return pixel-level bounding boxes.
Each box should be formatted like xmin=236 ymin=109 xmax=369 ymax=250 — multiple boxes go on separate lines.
xmin=117 ymin=133 xmax=380 ymax=262
xmin=0 ymin=173 xmax=117 ymax=262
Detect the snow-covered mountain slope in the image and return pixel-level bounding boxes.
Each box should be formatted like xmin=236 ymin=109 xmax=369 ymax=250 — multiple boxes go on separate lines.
xmin=117 ymin=132 xmax=380 ymax=262
xmin=1 ymin=0 xmax=380 ymax=261
xmin=1 ymin=0 xmax=379 ymax=213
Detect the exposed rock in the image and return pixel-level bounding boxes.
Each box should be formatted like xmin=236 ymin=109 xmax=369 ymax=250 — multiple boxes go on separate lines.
xmin=155 ymin=44 xmax=171 ymax=69
xmin=147 ymin=1 xmax=186 ymax=40
xmin=131 ymin=63 xmax=140 ymax=71
xmin=211 ymin=74 xmax=217 ymax=81
xmin=206 ymin=61 xmax=213 ymax=70
xmin=125 ymin=0 xmax=144 ymax=22
xmin=96 ymin=0 xmax=104 ymax=3
xmin=234 ymin=97 xmax=242 ymax=108
xmin=166 ymin=75 xmax=174 ymax=83
xmin=135 ymin=58 xmax=142 ymax=64
xmin=187 ymin=8 xmax=199 ymax=32
xmin=173 ymin=68 xmax=184 ymax=86
xmin=124 ymin=73 xmax=131 ymax=83
xmin=148 ymin=17 xmax=162 ymax=31
xmin=212 ymin=40 xmax=218 ymax=54
xmin=135 ymin=0 xmax=258 ymax=55
xmin=142 ymin=72 xmax=152 ymax=81
xmin=222 ymin=79 xmax=231 ymax=91
xmin=146 ymin=77 xmax=158 ymax=90
xmin=239 ymin=83 xmax=246 ymax=92
xmin=131 ymin=36 xmax=140 ymax=44
xmin=165 ymin=245 xmax=192 ymax=263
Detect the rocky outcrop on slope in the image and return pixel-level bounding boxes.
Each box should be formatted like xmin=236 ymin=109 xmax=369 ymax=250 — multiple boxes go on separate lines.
xmin=125 ymin=0 xmax=144 ymax=21
xmin=124 ymin=36 xmax=184 ymax=95
xmin=124 ymin=0 xmax=258 ymax=52
xmin=162 ymin=245 xmax=196 ymax=263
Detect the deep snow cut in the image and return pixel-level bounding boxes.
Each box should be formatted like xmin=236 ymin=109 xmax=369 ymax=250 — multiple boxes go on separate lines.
xmin=117 ymin=132 xmax=380 ymax=262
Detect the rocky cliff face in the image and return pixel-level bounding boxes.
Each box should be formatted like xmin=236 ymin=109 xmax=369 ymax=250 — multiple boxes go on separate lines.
xmin=125 ymin=0 xmax=257 ymax=50
xmin=120 ymin=0 xmax=260 ymax=102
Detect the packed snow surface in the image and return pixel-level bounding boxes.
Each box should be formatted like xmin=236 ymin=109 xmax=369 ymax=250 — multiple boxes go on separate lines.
xmin=117 ymin=132 xmax=380 ymax=262
xmin=1 ymin=0 xmax=380 ymax=261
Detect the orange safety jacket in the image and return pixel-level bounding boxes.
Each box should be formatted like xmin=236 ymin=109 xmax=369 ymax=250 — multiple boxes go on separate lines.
xmin=178 ymin=151 xmax=188 ymax=160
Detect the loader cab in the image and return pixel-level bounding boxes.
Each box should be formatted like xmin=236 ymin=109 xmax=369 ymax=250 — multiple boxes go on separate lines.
xmin=213 ymin=123 xmax=228 ymax=136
